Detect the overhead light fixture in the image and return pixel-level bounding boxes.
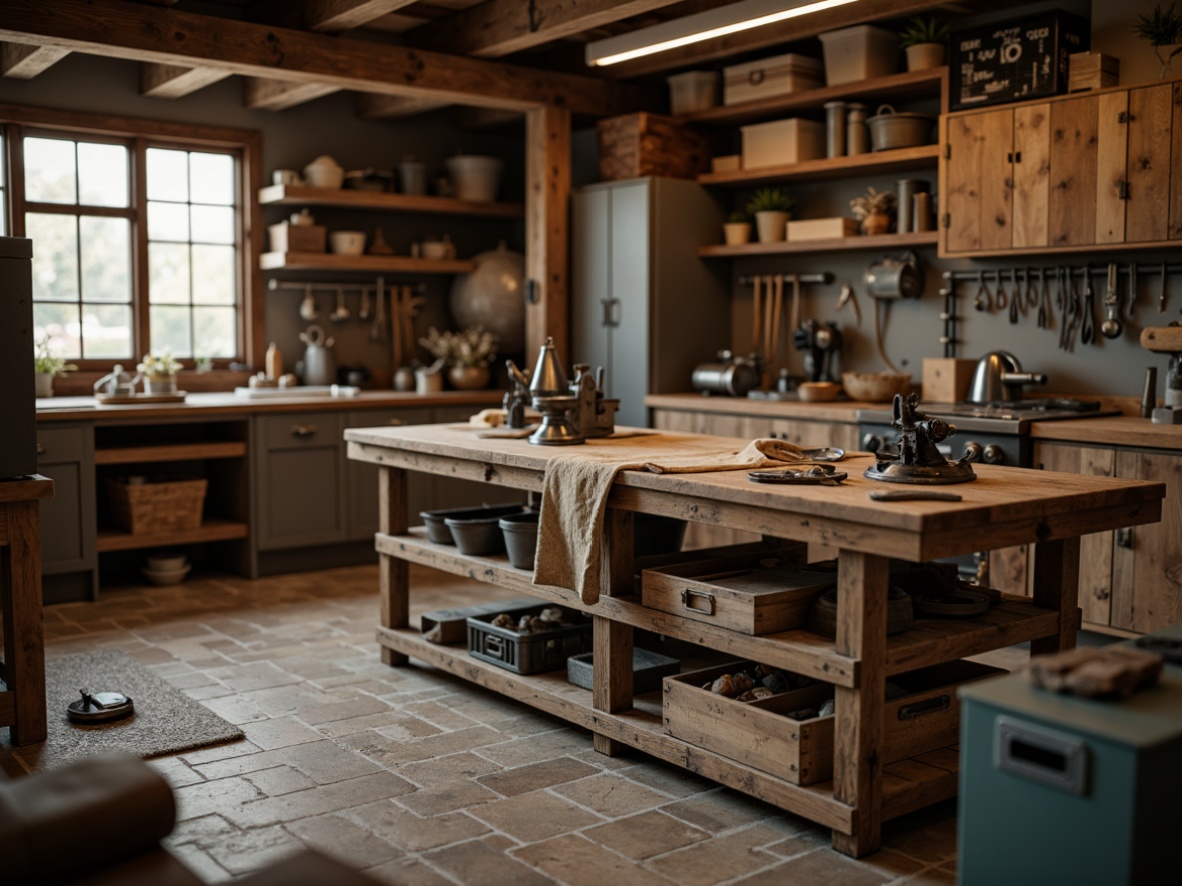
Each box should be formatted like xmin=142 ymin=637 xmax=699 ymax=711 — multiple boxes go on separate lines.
xmin=586 ymin=0 xmax=862 ymax=67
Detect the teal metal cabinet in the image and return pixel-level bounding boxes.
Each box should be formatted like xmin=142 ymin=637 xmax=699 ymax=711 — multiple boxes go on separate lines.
xmin=35 ymin=423 xmax=97 ymax=596
xmin=254 ymin=412 xmax=345 ymax=550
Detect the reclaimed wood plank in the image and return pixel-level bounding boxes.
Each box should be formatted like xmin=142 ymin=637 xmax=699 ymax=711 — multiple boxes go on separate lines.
xmin=1126 ymin=83 xmax=1174 ymax=243
xmin=1012 ymin=102 xmax=1050 ymax=248
xmin=378 ymin=465 xmax=409 ymax=666
xmin=1095 ymin=90 xmax=1128 ymax=244
xmin=1049 ymin=95 xmax=1098 ymax=246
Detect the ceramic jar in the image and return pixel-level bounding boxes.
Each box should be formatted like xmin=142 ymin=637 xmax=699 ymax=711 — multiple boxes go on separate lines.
xmin=447 ymin=365 xmax=490 ymax=390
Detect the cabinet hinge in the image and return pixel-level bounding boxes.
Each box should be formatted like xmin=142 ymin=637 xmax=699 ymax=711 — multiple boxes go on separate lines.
xmin=1119 ymin=180 xmax=1131 ymax=200
xmin=1118 ymin=111 xmax=1128 ymax=124
xmin=941 ymin=212 xmax=951 ymax=229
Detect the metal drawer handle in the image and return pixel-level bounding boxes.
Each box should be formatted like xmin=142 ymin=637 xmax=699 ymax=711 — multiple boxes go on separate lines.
xmin=291 ymin=424 xmax=318 ymax=437
xmin=897 ymin=694 xmax=950 ymax=720
xmin=681 ymin=588 xmax=715 ymax=616
xmin=483 ymin=635 xmax=506 ymax=660
xmin=1116 ymin=527 xmax=1133 ymax=549
xmin=36 ymin=441 xmax=47 ymax=455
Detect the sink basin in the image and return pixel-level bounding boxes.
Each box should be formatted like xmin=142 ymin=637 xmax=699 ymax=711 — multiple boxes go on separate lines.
xmin=233 ymin=385 xmax=360 ymax=399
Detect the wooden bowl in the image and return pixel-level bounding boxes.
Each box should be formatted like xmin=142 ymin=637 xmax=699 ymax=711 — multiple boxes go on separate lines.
xmin=841 ymin=371 xmax=911 ymax=403
xmin=797 ymin=381 xmax=841 ymax=402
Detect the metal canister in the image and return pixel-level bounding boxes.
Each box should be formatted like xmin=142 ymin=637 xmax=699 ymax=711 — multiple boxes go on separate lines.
xmin=913 ymin=191 xmax=933 ymax=232
xmin=824 ymin=101 xmax=847 ymax=159
xmin=846 ymin=103 xmax=870 ymax=155
xmin=691 ymin=353 xmax=760 ymax=396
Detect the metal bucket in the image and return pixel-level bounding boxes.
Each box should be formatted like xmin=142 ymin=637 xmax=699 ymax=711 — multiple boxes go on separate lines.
xmin=866 ymin=105 xmax=935 ymax=152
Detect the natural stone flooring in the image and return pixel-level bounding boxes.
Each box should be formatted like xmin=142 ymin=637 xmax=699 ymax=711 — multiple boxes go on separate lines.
xmin=1 ymin=563 xmax=988 ymax=884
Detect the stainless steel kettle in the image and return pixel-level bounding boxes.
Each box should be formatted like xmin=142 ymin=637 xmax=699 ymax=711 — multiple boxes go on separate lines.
xmin=967 ymin=351 xmax=1048 ymax=404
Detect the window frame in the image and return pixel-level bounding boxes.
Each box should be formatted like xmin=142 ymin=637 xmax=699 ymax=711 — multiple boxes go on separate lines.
xmin=0 ymin=102 xmax=263 ymax=371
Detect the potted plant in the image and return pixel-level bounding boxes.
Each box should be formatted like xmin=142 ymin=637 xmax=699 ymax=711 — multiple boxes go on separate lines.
xmin=746 ymin=187 xmax=795 ymax=243
xmin=1134 ymin=2 xmax=1182 ymax=78
xmin=899 ymin=15 xmax=949 ymax=71
xmin=136 ymin=347 xmax=184 ymax=394
xmin=33 ymin=336 xmax=77 ymax=398
xmin=419 ymin=326 xmax=500 ymax=390
xmin=723 ymin=210 xmax=752 ymax=246
xmin=849 ymin=186 xmax=897 ymax=236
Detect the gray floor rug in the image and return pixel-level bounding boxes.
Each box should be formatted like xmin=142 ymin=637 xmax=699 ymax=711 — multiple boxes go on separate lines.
xmin=7 ymin=649 xmax=244 ymax=771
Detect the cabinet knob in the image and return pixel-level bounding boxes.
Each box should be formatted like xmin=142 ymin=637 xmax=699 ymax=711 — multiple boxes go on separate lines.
xmin=291 ymin=424 xmax=318 ymax=437
xmin=36 ymin=441 xmax=47 ymax=455
xmin=1116 ymin=527 xmax=1133 ymax=549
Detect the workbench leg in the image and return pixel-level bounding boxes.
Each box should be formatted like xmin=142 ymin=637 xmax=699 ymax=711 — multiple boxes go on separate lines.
xmin=593 ymin=508 xmax=634 ymax=757
xmin=1 ymin=501 xmax=47 ymax=745
xmin=378 ymin=465 xmax=409 ymax=667
xmin=1030 ymin=536 xmax=1081 ymax=657
xmin=831 ymin=550 xmax=888 ymax=858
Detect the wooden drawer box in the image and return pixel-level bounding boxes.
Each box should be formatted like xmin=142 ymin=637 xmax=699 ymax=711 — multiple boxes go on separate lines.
xmin=664 ymin=659 xmax=1004 ymax=785
xmin=597 ymin=113 xmax=712 ymax=182
xmin=642 ymin=547 xmax=824 ymax=635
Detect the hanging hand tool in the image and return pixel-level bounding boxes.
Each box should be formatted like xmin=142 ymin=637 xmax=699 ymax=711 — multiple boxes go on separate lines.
xmin=1026 ymin=267 xmax=1039 ymax=311
xmin=770 ymin=274 xmax=786 ymax=376
xmin=1080 ymin=263 xmax=1096 ymax=345
xmin=836 ymin=283 xmax=862 ymax=325
xmin=1037 ymin=268 xmax=1049 ymax=330
xmin=1160 ymin=262 xmax=1169 ymax=313
xmin=994 ymin=269 xmax=1008 ymax=311
xmin=751 ymin=274 xmax=764 ymax=356
xmin=1101 ymin=261 xmax=1122 ymax=339
xmin=973 ymin=271 xmax=991 ymax=312
xmin=1128 ymin=262 xmax=1138 ymax=318
xmin=1055 ymin=265 xmax=1065 ymax=312
xmin=371 ymin=275 xmax=386 ymax=342
xmin=1008 ymin=271 xmax=1020 ymax=324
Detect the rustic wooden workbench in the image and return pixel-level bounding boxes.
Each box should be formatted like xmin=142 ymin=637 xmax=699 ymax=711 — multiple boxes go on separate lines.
xmin=344 ymin=424 xmax=1165 ymax=857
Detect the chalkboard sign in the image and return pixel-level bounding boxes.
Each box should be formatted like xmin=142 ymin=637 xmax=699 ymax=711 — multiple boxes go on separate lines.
xmin=950 ymin=11 xmax=1089 ymax=110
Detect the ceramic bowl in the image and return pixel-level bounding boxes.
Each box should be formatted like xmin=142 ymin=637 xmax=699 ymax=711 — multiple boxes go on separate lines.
xmin=329 ymin=231 xmax=366 ymax=256
xmin=842 ymin=371 xmax=912 ymax=403
xmin=420 ymin=241 xmax=447 ymax=260
xmin=302 ymin=154 xmax=344 ymax=189
xmin=141 ymin=564 xmax=191 ymax=586
xmin=145 ymin=552 xmax=187 ymax=572
xmin=798 ymin=381 xmax=842 ymax=402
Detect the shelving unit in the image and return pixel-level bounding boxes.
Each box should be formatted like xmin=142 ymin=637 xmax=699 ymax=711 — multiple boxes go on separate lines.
xmin=698 ymin=145 xmax=941 ymax=187
xmin=96 ymin=518 xmax=249 ymax=553
xmin=345 ymin=422 xmax=1165 ymax=858
xmin=259 ymin=252 xmax=476 ymax=273
xmin=94 ymin=441 xmax=247 ymax=465
xmin=698 ymin=230 xmax=938 ymax=258
xmin=258 ymin=184 xmax=524 ymax=218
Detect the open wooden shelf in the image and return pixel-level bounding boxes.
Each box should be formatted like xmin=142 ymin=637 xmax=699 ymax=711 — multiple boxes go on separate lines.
xmin=258 ymin=184 xmax=524 ymax=218
xmin=376 ymin=625 xmax=959 ymax=826
xmin=699 ymin=230 xmax=938 ymax=258
xmin=377 ymin=530 xmax=1064 ymax=682
xmin=678 ymin=68 xmax=947 ymax=128
xmin=96 ymin=518 xmax=248 ymax=552
xmin=260 ymin=252 xmax=477 ymax=273
xmin=698 ymin=145 xmax=940 ymax=187
xmin=95 ymin=441 xmax=247 ymax=466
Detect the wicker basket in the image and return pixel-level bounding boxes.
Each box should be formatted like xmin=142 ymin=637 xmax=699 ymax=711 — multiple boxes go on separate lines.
xmin=106 ymin=477 xmax=207 ymax=535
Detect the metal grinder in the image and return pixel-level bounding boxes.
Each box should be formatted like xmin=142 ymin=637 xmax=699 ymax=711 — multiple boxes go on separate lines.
xmin=1141 ymin=325 xmax=1182 ymax=424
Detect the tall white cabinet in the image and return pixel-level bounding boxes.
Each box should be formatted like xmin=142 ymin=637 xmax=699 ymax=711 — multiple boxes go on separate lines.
xmin=572 ymin=177 xmax=729 ymax=427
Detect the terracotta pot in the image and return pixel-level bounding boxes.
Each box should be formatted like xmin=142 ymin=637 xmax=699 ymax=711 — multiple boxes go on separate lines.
xmin=723 ymin=222 xmax=752 ymax=246
xmin=447 ymin=365 xmax=491 ymax=390
xmin=754 ymin=211 xmax=789 ymax=243
xmin=905 ymin=43 xmax=946 ymax=72
xmin=861 ymin=212 xmax=891 ymax=236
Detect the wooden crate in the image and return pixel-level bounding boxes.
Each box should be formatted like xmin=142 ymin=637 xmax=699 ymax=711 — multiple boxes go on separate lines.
xmin=664 ymin=659 xmax=1004 ymax=785
xmin=1069 ymin=52 xmax=1119 ymax=93
xmin=922 ymin=357 xmax=977 ymax=403
xmin=267 ymin=221 xmax=326 ymax=254
xmin=597 ymin=113 xmax=712 ymax=182
xmin=642 ymin=547 xmax=824 ymax=635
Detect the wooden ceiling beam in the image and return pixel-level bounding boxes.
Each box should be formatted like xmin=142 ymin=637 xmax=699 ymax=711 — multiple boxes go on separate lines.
xmin=0 ymin=0 xmax=655 ymax=116
xmin=244 ymin=78 xmax=339 ymax=111
xmin=409 ymin=0 xmax=688 ymax=58
xmin=355 ymin=93 xmax=449 ymax=120
xmin=304 ymin=0 xmax=420 ymax=33
xmin=1 ymin=41 xmax=69 ymax=78
xmin=140 ymin=63 xmax=231 ymax=99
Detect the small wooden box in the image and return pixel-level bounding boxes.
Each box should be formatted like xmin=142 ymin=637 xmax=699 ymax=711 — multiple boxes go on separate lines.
xmin=724 ymin=53 xmax=824 ymax=106
xmin=740 ymin=118 xmax=826 ymax=169
xmin=641 ymin=547 xmax=822 ymax=635
xmin=268 ymin=221 xmax=326 ymax=254
xmin=1068 ymin=52 xmax=1119 ymax=92
xmin=597 ymin=113 xmax=712 ymax=182
xmin=922 ymin=357 xmax=977 ymax=404
xmin=664 ymin=659 xmax=1003 ymax=785
xmin=787 ymin=217 xmax=860 ymax=242
xmin=711 ymin=154 xmax=741 ymax=173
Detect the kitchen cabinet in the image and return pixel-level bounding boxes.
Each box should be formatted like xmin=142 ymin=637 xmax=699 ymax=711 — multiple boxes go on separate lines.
xmin=255 ymin=412 xmax=346 ymax=550
xmin=35 ymin=424 xmax=97 ymax=599
xmin=345 ymin=421 xmax=1163 ymax=858
xmin=941 ymin=78 xmax=1182 ymax=256
xmin=572 ymin=177 xmax=729 ymax=427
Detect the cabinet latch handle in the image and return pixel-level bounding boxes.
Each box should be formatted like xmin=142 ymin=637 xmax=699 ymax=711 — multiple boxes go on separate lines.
xmin=1116 ymin=527 xmax=1133 ymax=549
xmin=291 ymin=424 xmax=318 ymax=437
xmin=897 ymin=694 xmax=951 ymax=720
xmin=1118 ymin=181 xmax=1131 ymax=200
xmin=680 ymin=588 xmax=715 ymax=616
xmin=36 ymin=441 xmax=47 ymax=455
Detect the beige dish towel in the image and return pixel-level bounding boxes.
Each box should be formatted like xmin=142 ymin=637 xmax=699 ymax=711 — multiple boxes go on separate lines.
xmin=533 ymin=438 xmax=807 ymax=605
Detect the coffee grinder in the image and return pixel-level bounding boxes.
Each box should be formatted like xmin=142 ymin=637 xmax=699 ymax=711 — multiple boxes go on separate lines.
xmin=1141 ymin=324 xmax=1182 ymax=424
xmin=791 ymin=319 xmax=843 ymax=383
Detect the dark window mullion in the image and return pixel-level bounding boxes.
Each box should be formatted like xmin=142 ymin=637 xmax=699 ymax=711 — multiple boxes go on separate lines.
xmin=73 ymin=214 xmax=85 ymax=359
xmin=132 ymin=136 xmax=150 ymax=359
xmin=23 ymin=201 xmax=135 ymax=219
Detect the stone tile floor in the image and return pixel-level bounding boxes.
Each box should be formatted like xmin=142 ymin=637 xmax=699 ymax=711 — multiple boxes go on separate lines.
xmin=0 ymin=563 xmax=986 ymax=885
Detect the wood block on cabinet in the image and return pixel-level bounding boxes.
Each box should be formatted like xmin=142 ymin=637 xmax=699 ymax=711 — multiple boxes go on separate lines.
xmin=267 ymin=221 xmax=325 ymax=253
xmin=1068 ymin=53 xmax=1119 ymax=92
xmin=922 ymin=358 xmax=977 ymax=403
xmin=596 ymin=113 xmax=712 ymax=182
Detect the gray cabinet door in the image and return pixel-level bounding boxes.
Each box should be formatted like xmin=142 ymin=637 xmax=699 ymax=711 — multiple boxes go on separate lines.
xmin=608 ymin=180 xmax=650 ymax=427
xmin=36 ymin=424 xmax=96 ymax=574
xmin=572 ymin=185 xmax=614 ymax=397
xmin=255 ymin=412 xmax=345 ymax=550
xmin=345 ymin=408 xmax=433 ymax=540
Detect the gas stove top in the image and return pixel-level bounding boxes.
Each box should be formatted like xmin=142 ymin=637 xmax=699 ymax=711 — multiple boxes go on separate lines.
xmin=857 ymin=398 xmax=1117 ymax=435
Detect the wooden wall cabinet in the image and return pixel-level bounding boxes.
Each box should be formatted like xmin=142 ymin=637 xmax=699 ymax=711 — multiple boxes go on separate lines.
xmin=941 ymin=79 xmax=1182 ymax=256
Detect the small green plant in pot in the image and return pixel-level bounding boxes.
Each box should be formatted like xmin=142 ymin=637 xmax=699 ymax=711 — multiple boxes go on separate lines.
xmin=723 ymin=210 xmax=752 ymax=246
xmin=33 ymin=336 xmax=77 ymax=398
xmin=1134 ymin=2 xmax=1182 ymax=78
xmin=849 ymin=186 xmax=897 ymax=236
xmin=900 ymin=15 xmax=949 ymax=71
xmin=746 ymin=187 xmax=795 ymax=243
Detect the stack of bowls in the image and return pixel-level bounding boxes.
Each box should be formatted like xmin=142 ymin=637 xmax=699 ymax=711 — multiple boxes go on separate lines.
xmin=142 ymin=552 xmax=191 ymax=586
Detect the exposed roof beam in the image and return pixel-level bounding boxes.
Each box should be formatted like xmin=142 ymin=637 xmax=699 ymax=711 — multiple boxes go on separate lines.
xmin=1 ymin=41 xmax=68 ymax=78
xmin=410 ymin=0 xmax=688 ymax=58
xmin=140 ymin=62 xmax=231 ymax=99
xmin=304 ymin=0 xmax=419 ymax=33
xmin=0 ymin=0 xmax=655 ymax=116
xmin=355 ymin=93 xmax=449 ymax=120
xmin=244 ymin=77 xmax=339 ymax=111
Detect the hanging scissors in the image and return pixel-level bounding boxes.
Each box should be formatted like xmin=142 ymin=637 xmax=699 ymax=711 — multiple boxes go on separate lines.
xmin=994 ymin=269 xmax=1008 ymax=310
xmin=973 ymin=270 xmax=991 ymax=312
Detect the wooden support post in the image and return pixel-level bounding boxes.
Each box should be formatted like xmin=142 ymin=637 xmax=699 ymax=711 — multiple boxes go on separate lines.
xmin=1030 ymin=536 xmax=1081 ymax=657
xmin=0 ymin=500 xmax=47 ymax=745
xmin=593 ymin=507 xmax=633 ymax=756
xmin=378 ymin=465 xmax=409 ymax=666
xmin=831 ymin=549 xmax=888 ymax=857
xmin=525 ymin=104 xmax=570 ymax=359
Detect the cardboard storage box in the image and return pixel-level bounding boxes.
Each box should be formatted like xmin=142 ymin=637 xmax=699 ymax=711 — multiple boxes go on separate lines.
xmin=667 ymin=70 xmax=719 ymax=115
xmin=787 ymin=217 xmax=860 ymax=242
xmin=642 ymin=547 xmax=824 ymax=635
xmin=267 ymin=221 xmax=326 ymax=254
xmin=664 ymin=659 xmax=1004 ymax=785
xmin=723 ymin=53 xmax=824 ymax=106
xmin=922 ymin=357 xmax=977 ymax=403
xmin=711 ymin=154 xmax=741 ymax=173
xmin=740 ymin=118 xmax=825 ymax=169
xmin=597 ymin=113 xmax=712 ymax=182
xmin=818 ymin=25 xmax=899 ymax=85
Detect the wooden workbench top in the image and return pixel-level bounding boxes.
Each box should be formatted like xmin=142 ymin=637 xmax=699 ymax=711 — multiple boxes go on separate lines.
xmin=645 ymin=392 xmax=877 ymax=423
xmin=1029 ymin=413 xmax=1182 ymax=449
